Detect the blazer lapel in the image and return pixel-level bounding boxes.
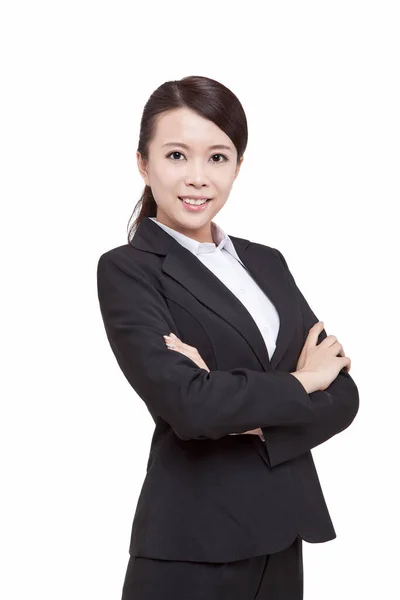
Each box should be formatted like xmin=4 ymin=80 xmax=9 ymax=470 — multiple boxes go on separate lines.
xmin=231 ymin=238 xmax=297 ymax=370
xmin=130 ymin=217 xmax=297 ymax=373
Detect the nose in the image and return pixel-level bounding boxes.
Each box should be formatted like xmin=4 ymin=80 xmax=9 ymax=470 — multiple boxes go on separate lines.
xmin=184 ymin=159 xmax=210 ymax=187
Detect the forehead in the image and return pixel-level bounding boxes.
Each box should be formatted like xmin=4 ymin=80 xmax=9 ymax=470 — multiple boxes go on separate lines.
xmin=152 ymin=107 xmax=233 ymax=149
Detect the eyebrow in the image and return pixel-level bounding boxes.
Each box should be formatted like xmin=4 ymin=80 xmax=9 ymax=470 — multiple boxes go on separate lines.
xmin=162 ymin=142 xmax=233 ymax=152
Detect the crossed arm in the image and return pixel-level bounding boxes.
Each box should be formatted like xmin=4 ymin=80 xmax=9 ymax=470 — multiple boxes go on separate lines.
xmin=162 ymin=332 xmax=266 ymax=440
xmin=97 ymin=248 xmax=359 ymax=467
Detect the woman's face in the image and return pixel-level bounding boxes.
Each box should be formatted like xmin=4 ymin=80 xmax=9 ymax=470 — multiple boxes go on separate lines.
xmin=137 ymin=107 xmax=243 ymax=242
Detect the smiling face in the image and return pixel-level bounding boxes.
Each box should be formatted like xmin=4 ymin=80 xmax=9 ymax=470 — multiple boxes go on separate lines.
xmin=136 ymin=107 xmax=243 ymax=242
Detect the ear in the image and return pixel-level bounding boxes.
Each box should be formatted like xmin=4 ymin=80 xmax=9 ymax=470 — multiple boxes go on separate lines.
xmin=136 ymin=151 xmax=150 ymax=186
xmin=234 ymin=155 xmax=244 ymax=180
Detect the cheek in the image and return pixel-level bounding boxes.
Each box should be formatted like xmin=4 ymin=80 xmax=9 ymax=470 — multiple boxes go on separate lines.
xmin=153 ymin=164 xmax=180 ymax=189
xmin=213 ymin=169 xmax=236 ymax=188
xmin=212 ymin=181 xmax=235 ymax=202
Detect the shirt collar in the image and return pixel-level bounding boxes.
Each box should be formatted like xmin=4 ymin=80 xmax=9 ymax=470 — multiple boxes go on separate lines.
xmin=148 ymin=217 xmax=245 ymax=266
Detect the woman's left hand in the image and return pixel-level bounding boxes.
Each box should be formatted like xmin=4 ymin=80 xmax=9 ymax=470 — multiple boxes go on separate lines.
xmin=163 ymin=333 xmax=264 ymax=440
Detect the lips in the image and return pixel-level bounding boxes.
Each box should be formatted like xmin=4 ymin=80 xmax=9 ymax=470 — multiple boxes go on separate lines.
xmin=178 ymin=197 xmax=211 ymax=202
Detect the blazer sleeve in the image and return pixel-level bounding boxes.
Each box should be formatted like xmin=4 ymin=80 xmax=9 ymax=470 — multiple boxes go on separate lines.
xmin=261 ymin=248 xmax=360 ymax=467
xmin=97 ymin=249 xmax=316 ymax=441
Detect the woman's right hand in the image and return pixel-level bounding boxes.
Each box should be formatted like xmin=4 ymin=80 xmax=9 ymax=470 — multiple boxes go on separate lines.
xmin=163 ymin=333 xmax=264 ymax=439
xmin=292 ymin=321 xmax=351 ymax=394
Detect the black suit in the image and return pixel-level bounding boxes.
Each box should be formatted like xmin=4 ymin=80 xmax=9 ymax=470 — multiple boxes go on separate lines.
xmin=96 ymin=216 xmax=359 ymax=563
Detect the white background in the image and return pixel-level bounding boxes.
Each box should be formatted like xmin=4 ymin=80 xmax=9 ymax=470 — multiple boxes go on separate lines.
xmin=1 ymin=1 xmax=399 ymax=598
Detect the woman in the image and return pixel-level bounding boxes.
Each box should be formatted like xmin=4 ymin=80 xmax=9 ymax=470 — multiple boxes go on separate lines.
xmin=97 ymin=75 xmax=359 ymax=599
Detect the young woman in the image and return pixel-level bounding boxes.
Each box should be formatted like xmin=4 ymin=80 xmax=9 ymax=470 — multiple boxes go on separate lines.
xmin=97 ymin=75 xmax=359 ymax=599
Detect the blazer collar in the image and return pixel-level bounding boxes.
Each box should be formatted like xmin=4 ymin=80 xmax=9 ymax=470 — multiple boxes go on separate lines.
xmin=147 ymin=217 xmax=245 ymax=265
xmin=129 ymin=217 xmax=296 ymax=371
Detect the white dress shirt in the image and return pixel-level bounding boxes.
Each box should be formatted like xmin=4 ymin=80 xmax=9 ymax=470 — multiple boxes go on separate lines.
xmin=149 ymin=216 xmax=281 ymax=441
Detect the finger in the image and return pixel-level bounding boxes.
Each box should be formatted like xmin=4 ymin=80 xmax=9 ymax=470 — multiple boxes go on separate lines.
xmin=337 ymin=346 xmax=351 ymax=371
xmin=163 ymin=333 xmax=181 ymax=343
xmin=167 ymin=346 xmax=186 ymax=357
xmin=168 ymin=338 xmax=198 ymax=358
xmin=342 ymin=356 xmax=351 ymax=371
xmin=164 ymin=335 xmax=198 ymax=355
xmin=164 ymin=337 xmax=177 ymax=348
xmin=163 ymin=334 xmax=181 ymax=348
xmin=164 ymin=337 xmax=193 ymax=359
xmin=307 ymin=321 xmax=324 ymax=347
xmin=164 ymin=339 xmax=191 ymax=355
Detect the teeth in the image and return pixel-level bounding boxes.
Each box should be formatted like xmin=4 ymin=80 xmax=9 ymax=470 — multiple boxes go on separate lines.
xmin=180 ymin=197 xmax=208 ymax=205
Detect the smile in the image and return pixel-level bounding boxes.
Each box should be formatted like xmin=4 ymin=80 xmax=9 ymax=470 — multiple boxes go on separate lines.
xmin=178 ymin=197 xmax=211 ymax=212
xmin=179 ymin=197 xmax=210 ymax=205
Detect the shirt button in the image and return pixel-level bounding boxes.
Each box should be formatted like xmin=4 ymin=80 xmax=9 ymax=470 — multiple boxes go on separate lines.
xmin=238 ymin=288 xmax=246 ymax=294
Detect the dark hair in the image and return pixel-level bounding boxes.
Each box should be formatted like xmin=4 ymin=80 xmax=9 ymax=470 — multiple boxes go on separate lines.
xmin=127 ymin=75 xmax=248 ymax=241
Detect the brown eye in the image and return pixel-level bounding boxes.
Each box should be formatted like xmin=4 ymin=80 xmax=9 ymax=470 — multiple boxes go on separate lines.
xmin=166 ymin=151 xmax=228 ymax=163
xmin=167 ymin=151 xmax=184 ymax=160
xmin=211 ymin=154 xmax=228 ymax=163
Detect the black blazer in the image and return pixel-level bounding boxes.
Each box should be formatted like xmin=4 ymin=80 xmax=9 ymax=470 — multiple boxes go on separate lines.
xmin=96 ymin=216 xmax=359 ymax=563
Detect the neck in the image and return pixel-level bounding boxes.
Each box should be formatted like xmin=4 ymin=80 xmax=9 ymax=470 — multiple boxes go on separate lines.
xmin=155 ymin=215 xmax=215 ymax=244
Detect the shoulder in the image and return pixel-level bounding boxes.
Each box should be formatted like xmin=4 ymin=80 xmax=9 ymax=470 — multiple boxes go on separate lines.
xmin=97 ymin=243 xmax=162 ymax=296
xmin=97 ymin=243 xmax=150 ymax=283
xmin=98 ymin=242 xmax=133 ymax=264
xmin=97 ymin=242 xmax=150 ymax=270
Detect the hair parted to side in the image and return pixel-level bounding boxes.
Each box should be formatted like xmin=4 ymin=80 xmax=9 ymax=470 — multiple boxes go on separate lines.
xmin=127 ymin=75 xmax=248 ymax=242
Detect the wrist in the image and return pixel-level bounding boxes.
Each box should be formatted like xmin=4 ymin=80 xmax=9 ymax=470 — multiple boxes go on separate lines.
xmin=290 ymin=370 xmax=317 ymax=394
